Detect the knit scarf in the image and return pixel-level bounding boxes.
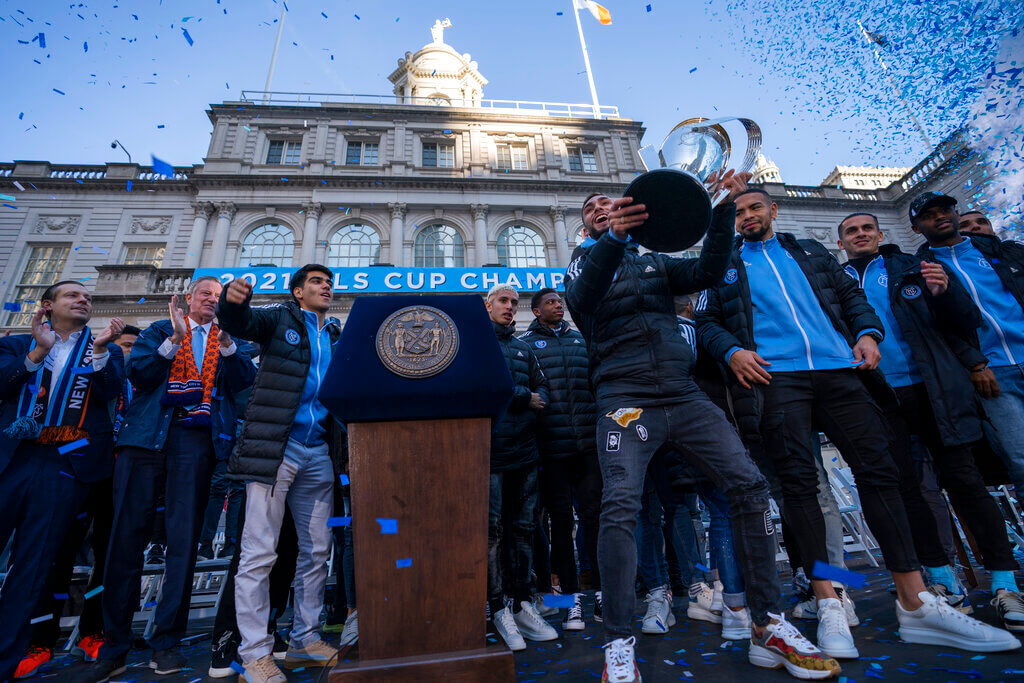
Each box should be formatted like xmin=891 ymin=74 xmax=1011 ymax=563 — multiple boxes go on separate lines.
xmin=161 ymin=323 xmax=220 ymax=426
xmin=3 ymin=327 xmax=95 ymax=444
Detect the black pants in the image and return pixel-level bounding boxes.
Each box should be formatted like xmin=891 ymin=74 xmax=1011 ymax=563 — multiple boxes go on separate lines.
xmin=0 ymin=444 xmax=89 ymax=683
xmin=28 ymin=478 xmax=113 ymax=647
xmin=889 ymin=383 xmax=1018 ymax=571
xmin=538 ymin=451 xmax=603 ymax=593
xmin=761 ymin=370 xmax=919 ymax=575
xmin=99 ymin=425 xmax=214 ymax=659
xmin=212 ymin=489 xmax=299 ymax=643
xmin=488 ymin=465 xmax=539 ymax=611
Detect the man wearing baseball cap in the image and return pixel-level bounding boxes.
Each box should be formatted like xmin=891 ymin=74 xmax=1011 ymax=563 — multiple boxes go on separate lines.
xmin=911 ymin=191 xmax=1024 ymax=629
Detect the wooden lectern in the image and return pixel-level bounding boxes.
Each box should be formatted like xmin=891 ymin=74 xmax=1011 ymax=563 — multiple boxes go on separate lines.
xmin=319 ymin=295 xmax=517 ymax=682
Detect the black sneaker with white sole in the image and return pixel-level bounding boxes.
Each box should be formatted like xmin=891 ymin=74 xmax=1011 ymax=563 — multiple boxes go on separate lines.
xmin=63 ymin=656 xmax=127 ymax=683
xmin=563 ymin=594 xmax=585 ymax=631
xmin=150 ymin=647 xmax=186 ymax=675
xmin=272 ymin=630 xmax=289 ymax=660
xmin=594 ymin=591 xmax=603 ymax=623
xmin=208 ymin=632 xmax=241 ymax=678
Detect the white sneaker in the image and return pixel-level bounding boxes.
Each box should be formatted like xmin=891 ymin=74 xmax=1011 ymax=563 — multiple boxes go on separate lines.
xmin=339 ymin=610 xmax=358 ymax=647
xmin=991 ymin=590 xmax=1024 ymax=632
xmin=641 ymin=586 xmax=676 ymax=634
xmin=492 ymin=606 xmax=526 ymax=651
xmin=514 ymin=601 xmax=559 ymax=641
xmin=686 ymin=582 xmax=721 ymax=624
xmin=793 ymin=584 xmax=859 ymax=627
xmin=749 ymin=614 xmax=841 ymax=680
xmin=792 ymin=594 xmax=818 ymax=620
xmin=815 ymin=598 xmax=858 ymax=659
xmin=897 ymin=590 xmax=1021 ymax=652
xmin=602 ymin=636 xmax=641 ymax=683
xmin=533 ymin=593 xmax=559 ymax=618
xmin=710 ymin=580 xmax=724 ymax=617
xmin=721 ymin=606 xmax=752 ymax=640
xmin=836 ymin=587 xmax=860 ymax=627
xmin=562 ymin=594 xmax=585 ymax=631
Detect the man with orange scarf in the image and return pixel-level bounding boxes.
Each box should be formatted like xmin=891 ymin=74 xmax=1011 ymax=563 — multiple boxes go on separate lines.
xmin=0 ymin=280 xmax=125 ymax=683
xmin=68 ymin=276 xmax=256 ymax=683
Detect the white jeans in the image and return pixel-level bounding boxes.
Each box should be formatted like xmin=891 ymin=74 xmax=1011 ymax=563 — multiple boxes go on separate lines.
xmin=235 ymin=439 xmax=333 ymax=663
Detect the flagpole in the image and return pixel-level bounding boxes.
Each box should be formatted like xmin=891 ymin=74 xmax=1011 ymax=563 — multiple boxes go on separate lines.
xmin=857 ymin=20 xmax=932 ymax=152
xmin=572 ymin=1 xmax=603 ymax=119
xmin=262 ymin=5 xmax=287 ymax=104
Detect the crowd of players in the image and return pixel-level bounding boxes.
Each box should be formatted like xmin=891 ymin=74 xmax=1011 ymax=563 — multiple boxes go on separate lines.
xmin=0 ymin=174 xmax=1022 ymax=683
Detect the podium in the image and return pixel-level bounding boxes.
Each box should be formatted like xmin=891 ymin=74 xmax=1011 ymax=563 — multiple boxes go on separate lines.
xmin=319 ymin=295 xmax=517 ymax=682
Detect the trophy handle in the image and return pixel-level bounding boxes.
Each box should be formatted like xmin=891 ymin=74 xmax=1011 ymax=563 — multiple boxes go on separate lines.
xmin=690 ymin=117 xmax=762 ymax=207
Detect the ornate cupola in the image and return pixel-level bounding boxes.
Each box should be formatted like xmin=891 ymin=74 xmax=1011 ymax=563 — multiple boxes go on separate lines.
xmin=388 ymin=19 xmax=488 ymax=107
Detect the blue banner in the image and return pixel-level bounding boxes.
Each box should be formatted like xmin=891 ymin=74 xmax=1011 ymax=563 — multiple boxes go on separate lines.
xmin=192 ymin=266 xmax=566 ymax=295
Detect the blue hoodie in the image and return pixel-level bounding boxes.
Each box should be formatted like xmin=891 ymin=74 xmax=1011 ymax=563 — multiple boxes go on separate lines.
xmin=289 ymin=309 xmax=333 ymax=447
xmin=844 ymin=256 xmax=923 ymax=387
xmin=932 ymin=238 xmax=1024 ymax=367
xmin=735 ymin=236 xmax=858 ymax=372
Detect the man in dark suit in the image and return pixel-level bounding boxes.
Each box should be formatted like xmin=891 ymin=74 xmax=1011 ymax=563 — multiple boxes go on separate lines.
xmin=0 ymin=280 xmax=126 ymax=683
xmin=68 ymin=276 xmax=256 ymax=682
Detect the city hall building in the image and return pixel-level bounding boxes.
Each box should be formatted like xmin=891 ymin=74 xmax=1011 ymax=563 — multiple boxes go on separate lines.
xmin=0 ymin=24 xmax=990 ymax=331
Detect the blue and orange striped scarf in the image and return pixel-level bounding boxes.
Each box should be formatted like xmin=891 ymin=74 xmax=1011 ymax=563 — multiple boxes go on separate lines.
xmin=160 ymin=323 xmax=220 ymax=426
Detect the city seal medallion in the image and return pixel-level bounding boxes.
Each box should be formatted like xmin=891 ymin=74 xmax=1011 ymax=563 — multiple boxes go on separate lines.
xmin=375 ymin=305 xmax=460 ymax=379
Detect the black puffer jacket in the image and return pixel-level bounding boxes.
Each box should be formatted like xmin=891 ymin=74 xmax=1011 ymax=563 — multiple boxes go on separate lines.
xmin=563 ymin=202 xmax=736 ymax=410
xmin=695 ymin=232 xmax=884 ymax=441
xmin=517 ymin=319 xmax=597 ymax=459
xmin=491 ymin=321 xmax=549 ymax=472
xmin=848 ymin=245 xmax=985 ymax=446
xmin=217 ymin=294 xmax=346 ymax=484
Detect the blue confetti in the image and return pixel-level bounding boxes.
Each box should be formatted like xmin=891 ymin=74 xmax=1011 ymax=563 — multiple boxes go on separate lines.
xmin=339 ymin=474 xmax=350 ymax=485
xmin=689 ymin=67 xmax=697 ymax=73
xmin=126 ymin=180 xmax=132 ymax=192
xmin=646 ymin=4 xmax=652 ymax=11
xmin=145 ymin=600 xmax=157 ymax=607
xmin=53 ymin=593 xmax=69 ymax=600
xmin=327 ymin=516 xmax=351 ymax=527
xmin=53 ymin=88 xmax=66 ymax=95
xmin=3 ymin=302 xmax=21 ymax=312
xmin=137 ymin=297 xmax=146 ymax=304
xmin=321 ymin=11 xmax=328 ymax=18
xmin=218 ymin=433 xmax=232 ymax=440
xmin=84 ymin=585 xmax=104 ymax=599
xmin=396 ymin=557 xmax=412 ymax=568
xmin=542 ymin=594 xmax=576 ymax=608
xmin=182 ymin=28 xmax=194 ymax=46
xmin=230 ymin=661 xmax=245 ymax=674
xmin=151 ymin=155 xmax=174 ymax=177
xmin=58 ymin=438 xmax=89 ymax=455
xmin=811 ymin=561 xmax=866 ymax=588
xmin=35 ymin=32 xmax=46 ymax=48
xmin=83 ymin=41 xmax=87 ymax=52
xmin=377 ymin=518 xmax=398 ymax=534
xmin=696 ymin=563 xmax=710 ymax=572
xmin=354 ymin=13 xmax=360 ymax=20
xmin=92 ymin=246 xmax=109 ymax=254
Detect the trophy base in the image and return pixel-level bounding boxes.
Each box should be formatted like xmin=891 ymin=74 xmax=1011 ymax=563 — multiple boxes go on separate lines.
xmin=624 ymin=168 xmax=711 ymax=253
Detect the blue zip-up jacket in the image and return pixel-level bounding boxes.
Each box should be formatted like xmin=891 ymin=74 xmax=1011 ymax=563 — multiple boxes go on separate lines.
xmin=734 ymin=236 xmax=868 ymax=372
xmin=290 ymin=309 xmax=332 ymax=446
xmin=929 ymin=238 xmax=1024 ymax=367
xmin=844 ymin=256 xmax=923 ymax=387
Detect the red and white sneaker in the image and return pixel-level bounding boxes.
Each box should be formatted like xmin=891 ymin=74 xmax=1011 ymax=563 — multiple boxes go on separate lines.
xmin=73 ymin=633 xmax=105 ymax=661
xmin=602 ymin=636 xmax=640 ymax=683
xmin=749 ymin=613 xmax=841 ymax=680
xmin=14 ymin=646 xmax=52 ymax=679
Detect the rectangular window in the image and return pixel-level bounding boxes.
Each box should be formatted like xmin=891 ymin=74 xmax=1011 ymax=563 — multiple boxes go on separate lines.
xmin=496 ymin=143 xmax=528 ymax=170
xmin=266 ymin=140 xmax=300 ymax=165
xmin=567 ymin=146 xmax=598 ymax=173
xmin=6 ymin=245 xmax=70 ymax=327
xmin=422 ymin=143 xmax=455 ymax=168
xmin=346 ymin=141 xmax=379 ymax=166
xmin=123 ymin=244 xmax=166 ymax=267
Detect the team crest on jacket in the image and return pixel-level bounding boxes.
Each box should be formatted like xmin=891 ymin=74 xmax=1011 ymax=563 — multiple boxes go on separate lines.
xmin=285 ymin=329 xmax=300 ymax=345
xmin=534 ymin=340 xmax=547 ymax=349
xmin=878 ymin=273 xmax=888 ymax=286
xmin=724 ymin=268 xmax=738 ymax=283
xmin=606 ymin=407 xmax=643 ymax=428
xmin=901 ymin=284 xmax=922 ymax=300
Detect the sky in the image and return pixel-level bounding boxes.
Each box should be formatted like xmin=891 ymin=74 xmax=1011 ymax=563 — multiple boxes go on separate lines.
xmin=1 ymin=0 xmax=1020 ymax=188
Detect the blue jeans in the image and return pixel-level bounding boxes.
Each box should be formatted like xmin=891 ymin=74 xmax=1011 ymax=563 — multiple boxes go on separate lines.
xmin=636 ymin=475 xmax=706 ymax=591
xmin=597 ymin=398 xmax=779 ymax=637
xmin=636 ymin=477 xmax=670 ymax=590
xmin=200 ymin=458 xmax=244 ymax=546
xmin=983 ymin=363 xmax=1024 ymax=494
xmin=695 ymin=483 xmax=744 ymax=595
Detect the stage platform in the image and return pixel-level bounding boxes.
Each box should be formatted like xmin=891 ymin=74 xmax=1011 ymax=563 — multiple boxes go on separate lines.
xmin=22 ymin=568 xmax=1024 ymax=682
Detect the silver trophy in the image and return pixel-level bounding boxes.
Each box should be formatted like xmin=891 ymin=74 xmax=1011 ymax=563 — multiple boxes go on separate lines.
xmin=625 ymin=116 xmax=762 ymax=252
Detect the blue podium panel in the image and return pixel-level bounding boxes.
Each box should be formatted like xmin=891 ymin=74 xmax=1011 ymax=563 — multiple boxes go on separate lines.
xmin=319 ymin=294 xmax=514 ymax=424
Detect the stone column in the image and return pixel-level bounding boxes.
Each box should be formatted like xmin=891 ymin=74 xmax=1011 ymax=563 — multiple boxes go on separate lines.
xmin=208 ymin=202 xmax=237 ymax=267
xmin=300 ymin=202 xmax=323 ymax=266
xmin=550 ymin=206 xmax=569 ymax=267
xmin=471 ymin=204 xmax=489 ymax=266
xmin=183 ymin=201 xmax=215 ymax=269
xmin=388 ymin=203 xmax=407 ymax=266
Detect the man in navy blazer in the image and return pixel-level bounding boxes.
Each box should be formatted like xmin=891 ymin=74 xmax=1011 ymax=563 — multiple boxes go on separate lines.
xmin=0 ymin=280 xmax=126 ymax=683
xmin=69 ymin=275 xmax=256 ymax=683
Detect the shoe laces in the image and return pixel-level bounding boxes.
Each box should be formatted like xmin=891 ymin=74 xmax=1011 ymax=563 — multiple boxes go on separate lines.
xmin=25 ymin=645 xmax=50 ymax=658
xmin=644 ymin=589 xmax=666 ymax=617
xmin=520 ymin=602 xmax=548 ymax=627
xmin=926 ymin=593 xmax=981 ymax=628
xmin=818 ymin=601 xmax=848 ymax=634
xmin=767 ymin=613 xmax=820 ymax=652
xmin=992 ymin=590 xmax=1024 ymax=612
xmin=497 ymin=608 xmax=518 ymax=632
xmin=567 ymin=596 xmax=584 ymax=621
xmin=602 ymin=636 xmax=636 ymax=673
xmin=252 ymin=656 xmax=281 ymax=677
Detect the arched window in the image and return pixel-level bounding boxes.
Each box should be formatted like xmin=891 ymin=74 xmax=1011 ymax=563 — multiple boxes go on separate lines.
xmin=497 ymin=225 xmax=547 ymax=267
xmin=239 ymin=224 xmax=294 ymax=267
xmin=328 ymin=224 xmax=381 ymax=268
xmin=414 ymin=224 xmax=464 ymax=267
